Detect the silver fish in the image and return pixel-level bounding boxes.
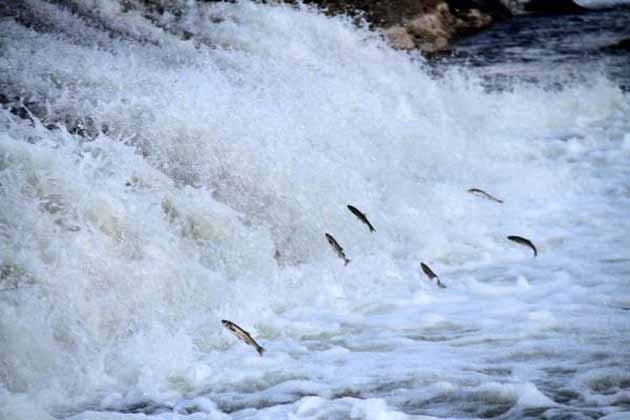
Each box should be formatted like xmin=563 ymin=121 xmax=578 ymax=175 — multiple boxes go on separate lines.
xmin=507 ymin=235 xmax=537 ymax=257
xmin=420 ymin=262 xmax=446 ymax=288
xmin=347 ymin=205 xmax=375 ymax=232
xmin=221 ymin=319 xmax=265 ymax=356
xmin=325 ymin=233 xmax=351 ymax=265
xmin=467 ymin=188 xmax=503 ymax=203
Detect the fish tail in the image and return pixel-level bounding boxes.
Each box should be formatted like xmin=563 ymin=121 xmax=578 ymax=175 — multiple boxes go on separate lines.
xmin=344 ymin=258 xmax=351 ymax=266
xmin=256 ymin=345 xmax=265 ymax=356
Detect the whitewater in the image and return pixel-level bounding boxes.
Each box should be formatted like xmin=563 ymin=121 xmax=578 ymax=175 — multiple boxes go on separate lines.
xmin=0 ymin=1 xmax=629 ymax=419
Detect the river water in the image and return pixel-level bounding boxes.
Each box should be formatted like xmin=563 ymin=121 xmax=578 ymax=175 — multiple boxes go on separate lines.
xmin=1 ymin=1 xmax=629 ymax=419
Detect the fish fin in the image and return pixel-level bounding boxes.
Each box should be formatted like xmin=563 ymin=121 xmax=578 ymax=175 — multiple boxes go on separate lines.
xmin=437 ymin=280 xmax=447 ymax=289
xmin=368 ymin=224 xmax=375 ymax=232
xmin=257 ymin=346 xmax=265 ymax=356
xmin=344 ymin=258 xmax=351 ymax=266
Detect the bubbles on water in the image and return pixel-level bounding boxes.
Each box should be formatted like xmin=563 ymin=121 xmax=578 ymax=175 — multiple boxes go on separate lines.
xmin=1 ymin=0 xmax=629 ymax=419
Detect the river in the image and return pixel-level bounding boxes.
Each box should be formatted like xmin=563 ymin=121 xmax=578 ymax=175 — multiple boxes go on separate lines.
xmin=1 ymin=1 xmax=629 ymax=419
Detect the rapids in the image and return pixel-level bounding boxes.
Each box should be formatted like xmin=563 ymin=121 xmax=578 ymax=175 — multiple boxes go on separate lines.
xmin=1 ymin=1 xmax=629 ymax=419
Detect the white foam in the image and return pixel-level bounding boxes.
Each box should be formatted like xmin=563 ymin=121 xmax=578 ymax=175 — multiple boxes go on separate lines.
xmin=0 ymin=1 xmax=629 ymax=418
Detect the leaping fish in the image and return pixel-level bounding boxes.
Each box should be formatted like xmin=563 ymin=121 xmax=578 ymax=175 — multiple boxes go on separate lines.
xmin=221 ymin=320 xmax=265 ymax=356
xmin=420 ymin=262 xmax=447 ymax=288
xmin=467 ymin=188 xmax=503 ymax=204
xmin=325 ymin=233 xmax=351 ymax=265
xmin=347 ymin=205 xmax=375 ymax=232
xmin=507 ymin=235 xmax=537 ymax=257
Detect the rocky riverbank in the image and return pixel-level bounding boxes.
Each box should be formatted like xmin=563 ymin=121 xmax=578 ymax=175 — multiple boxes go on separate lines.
xmin=385 ymin=1 xmax=509 ymax=52
xmin=0 ymin=0 xmax=604 ymax=56
xmin=301 ymin=0 xmax=596 ymax=53
xmin=300 ymin=0 xmax=512 ymax=53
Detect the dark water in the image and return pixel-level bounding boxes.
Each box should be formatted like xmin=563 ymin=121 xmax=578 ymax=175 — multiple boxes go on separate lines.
xmin=436 ymin=7 xmax=630 ymax=90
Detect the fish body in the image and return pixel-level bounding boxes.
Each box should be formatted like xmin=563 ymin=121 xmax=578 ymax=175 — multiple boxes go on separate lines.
xmin=325 ymin=233 xmax=350 ymax=265
xmin=221 ymin=320 xmax=265 ymax=356
xmin=507 ymin=235 xmax=538 ymax=257
xmin=467 ymin=188 xmax=503 ymax=203
xmin=347 ymin=205 xmax=375 ymax=232
xmin=420 ymin=262 xmax=446 ymax=288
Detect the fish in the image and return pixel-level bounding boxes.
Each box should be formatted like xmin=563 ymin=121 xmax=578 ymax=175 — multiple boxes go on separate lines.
xmin=507 ymin=235 xmax=538 ymax=257
xmin=467 ymin=188 xmax=503 ymax=203
xmin=325 ymin=232 xmax=351 ymax=265
xmin=420 ymin=262 xmax=447 ymax=288
xmin=221 ymin=320 xmax=265 ymax=356
xmin=347 ymin=205 xmax=375 ymax=232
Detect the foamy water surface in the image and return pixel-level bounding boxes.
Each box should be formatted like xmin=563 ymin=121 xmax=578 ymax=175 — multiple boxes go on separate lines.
xmin=1 ymin=1 xmax=629 ymax=419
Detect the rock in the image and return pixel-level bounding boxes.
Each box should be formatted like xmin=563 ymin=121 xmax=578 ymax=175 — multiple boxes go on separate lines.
xmin=116 ymin=0 xmax=511 ymax=54
xmin=383 ymin=0 xmax=502 ymax=53
xmin=452 ymin=7 xmax=494 ymax=33
xmin=8 ymin=0 xmax=507 ymax=55
xmin=383 ymin=26 xmax=416 ymax=50
xmin=499 ymin=0 xmax=527 ymax=15
xmin=449 ymin=0 xmax=512 ymax=19
xmin=600 ymin=37 xmax=630 ymax=53
xmin=302 ymin=0 xmax=510 ymax=53
xmin=523 ymin=0 xmax=586 ymax=14
xmin=301 ymin=0 xmax=442 ymax=27
xmin=405 ymin=4 xmax=454 ymax=52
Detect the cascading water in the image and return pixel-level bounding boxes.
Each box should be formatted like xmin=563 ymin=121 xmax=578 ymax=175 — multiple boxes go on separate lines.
xmin=1 ymin=1 xmax=629 ymax=419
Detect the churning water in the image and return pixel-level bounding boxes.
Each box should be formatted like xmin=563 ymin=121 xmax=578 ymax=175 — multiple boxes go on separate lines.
xmin=0 ymin=1 xmax=629 ymax=419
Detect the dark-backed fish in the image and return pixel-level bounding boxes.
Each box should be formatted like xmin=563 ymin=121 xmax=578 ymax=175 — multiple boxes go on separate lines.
xmin=325 ymin=233 xmax=350 ymax=265
xmin=347 ymin=205 xmax=375 ymax=232
xmin=467 ymin=188 xmax=503 ymax=203
xmin=420 ymin=262 xmax=446 ymax=288
xmin=221 ymin=319 xmax=265 ymax=356
xmin=507 ymin=235 xmax=537 ymax=257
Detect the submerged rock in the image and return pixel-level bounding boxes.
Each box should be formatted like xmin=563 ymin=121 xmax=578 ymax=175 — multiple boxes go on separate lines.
xmin=600 ymin=38 xmax=630 ymax=53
